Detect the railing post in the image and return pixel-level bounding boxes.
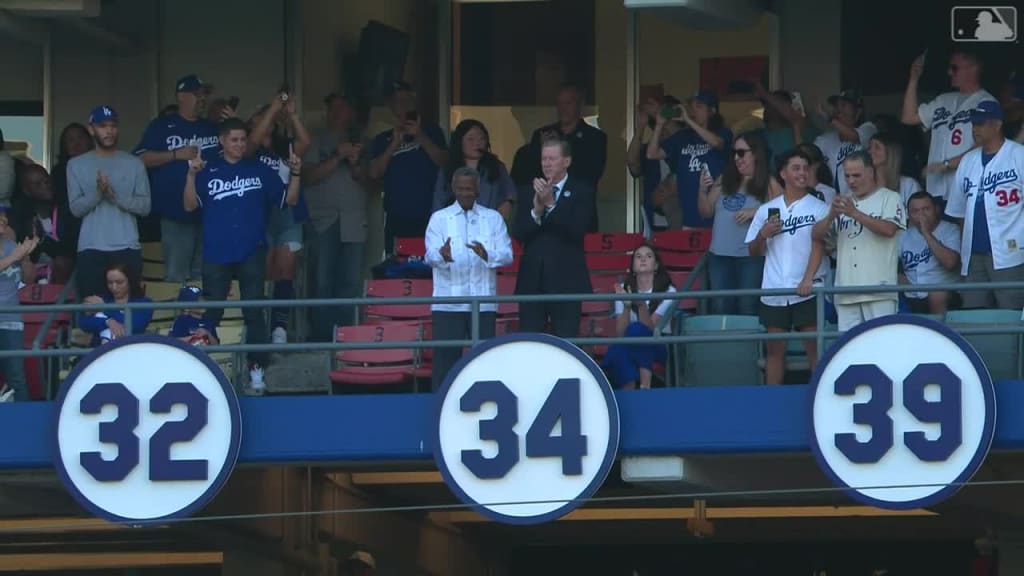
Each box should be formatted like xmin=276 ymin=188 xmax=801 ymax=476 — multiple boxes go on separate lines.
xmin=815 ymin=288 xmax=825 ymax=361
xmin=124 ymin=302 xmax=133 ymax=336
xmin=470 ymin=298 xmax=480 ymax=346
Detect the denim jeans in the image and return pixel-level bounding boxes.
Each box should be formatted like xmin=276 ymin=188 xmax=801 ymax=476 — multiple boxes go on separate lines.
xmin=0 ymin=328 xmax=26 ymax=400
xmin=308 ymin=221 xmax=364 ymax=342
xmin=707 ymin=253 xmax=764 ymax=316
xmin=202 ymin=249 xmax=268 ymax=366
xmin=162 ymin=218 xmax=203 ymax=282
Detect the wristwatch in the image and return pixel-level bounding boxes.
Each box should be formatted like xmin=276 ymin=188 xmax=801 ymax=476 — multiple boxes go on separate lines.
xmin=943 ymin=159 xmax=951 ymax=171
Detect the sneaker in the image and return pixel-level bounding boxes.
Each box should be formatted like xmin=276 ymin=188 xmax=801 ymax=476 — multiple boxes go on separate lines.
xmin=271 ymin=327 xmax=287 ymax=344
xmin=0 ymin=387 xmax=13 ymax=403
xmin=247 ymin=366 xmax=266 ymax=395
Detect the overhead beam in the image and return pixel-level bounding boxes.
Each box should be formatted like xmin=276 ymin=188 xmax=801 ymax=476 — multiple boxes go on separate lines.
xmin=0 ymin=517 xmax=143 ymax=533
xmin=351 ymin=471 xmax=443 ymax=485
xmin=431 ymin=505 xmax=938 ymax=524
xmin=0 ymin=9 xmax=49 ymax=46
xmin=0 ymin=551 xmax=222 ymax=571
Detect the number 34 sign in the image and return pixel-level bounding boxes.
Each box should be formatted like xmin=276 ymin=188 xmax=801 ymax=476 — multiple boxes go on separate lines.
xmin=809 ymin=316 xmax=996 ymax=510
xmin=434 ymin=334 xmax=620 ymax=525
xmin=53 ymin=335 xmax=242 ymax=523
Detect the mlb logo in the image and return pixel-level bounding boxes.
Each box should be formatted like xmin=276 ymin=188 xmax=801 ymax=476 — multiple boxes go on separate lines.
xmin=951 ymin=6 xmax=1017 ymax=42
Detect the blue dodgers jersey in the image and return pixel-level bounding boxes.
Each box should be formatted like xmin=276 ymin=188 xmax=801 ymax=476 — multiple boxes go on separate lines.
xmin=371 ymin=124 xmax=447 ymax=219
xmin=134 ymin=113 xmax=221 ymax=223
xmin=256 ymin=148 xmax=309 ymax=222
xmin=195 ymin=157 xmax=287 ymax=264
xmin=662 ymin=127 xmax=732 ymax=228
xmin=169 ymin=314 xmax=219 ymax=342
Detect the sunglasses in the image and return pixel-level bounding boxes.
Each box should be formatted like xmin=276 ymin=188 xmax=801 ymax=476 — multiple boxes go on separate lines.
xmin=733 ymin=148 xmax=752 ymax=158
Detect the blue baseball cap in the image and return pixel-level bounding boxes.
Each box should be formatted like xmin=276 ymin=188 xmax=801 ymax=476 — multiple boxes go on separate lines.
xmin=970 ymin=100 xmax=1004 ymax=124
xmin=88 ymin=105 xmax=118 ymax=125
xmin=176 ymin=74 xmax=211 ymax=93
xmin=178 ymin=285 xmax=203 ymax=302
xmin=691 ymin=89 xmax=719 ymax=111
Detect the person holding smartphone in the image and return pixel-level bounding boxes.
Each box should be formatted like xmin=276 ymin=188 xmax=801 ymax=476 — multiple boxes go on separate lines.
xmin=745 ymin=149 xmax=829 ymax=385
xmin=370 ymin=81 xmax=448 ymax=254
xmin=627 ymin=95 xmax=684 ymax=233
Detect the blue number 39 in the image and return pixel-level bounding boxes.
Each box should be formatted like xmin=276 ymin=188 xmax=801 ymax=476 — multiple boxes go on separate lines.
xmin=79 ymin=381 xmax=210 ymax=482
xmin=460 ymin=378 xmax=588 ymax=479
xmin=834 ymin=363 xmax=963 ymax=464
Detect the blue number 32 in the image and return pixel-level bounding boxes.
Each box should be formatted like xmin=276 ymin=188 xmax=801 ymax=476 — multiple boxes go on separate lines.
xmin=834 ymin=363 xmax=963 ymax=464
xmin=78 ymin=381 xmax=210 ymax=482
xmin=460 ymin=378 xmax=588 ymax=479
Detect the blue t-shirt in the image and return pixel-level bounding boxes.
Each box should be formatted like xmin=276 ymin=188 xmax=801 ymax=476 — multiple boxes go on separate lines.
xmin=255 ymin=148 xmax=309 ymax=222
xmin=169 ymin=314 xmax=219 ymax=342
xmin=134 ymin=113 xmax=221 ymax=223
xmin=661 ymin=127 xmax=733 ymax=228
xmin=371 ymin=124 xmax=447 ymax=221
xmin=972 ymin=152 xmax=996 ymax=255
xmin=194 ymin=157 xmax=287 ymax=264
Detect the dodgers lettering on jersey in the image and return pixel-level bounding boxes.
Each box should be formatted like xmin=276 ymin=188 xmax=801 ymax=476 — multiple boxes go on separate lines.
xmin=195 ymin=158 xmax=287 ymax=265
xmin=662 ymin=127 xmax=732 ymax=228
xmin=919 ymin=90 xmax=997 ymax=200
xmin=135 ymin=114 xmax=222 ymax=223
xmin=947 ymin=140 xmax=1024 ymax=275
xmin=371 ymin=124 xmax=448 ymax=220
xmin=813 ymin=123 xmax=877 ymax=196
xmin=256 ymin=149 xmax=308 ymax=222
xmin=899 ymin=221 xmax=961 ymax=299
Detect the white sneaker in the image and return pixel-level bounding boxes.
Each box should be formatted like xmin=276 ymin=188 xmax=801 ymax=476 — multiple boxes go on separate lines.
xmin=0 ymin=387 xmax=14 ymax=403
xmin=247 ymin=366 xmax=266 ymax=395
xmin=271 ymin=327 xmax=287 ymax=344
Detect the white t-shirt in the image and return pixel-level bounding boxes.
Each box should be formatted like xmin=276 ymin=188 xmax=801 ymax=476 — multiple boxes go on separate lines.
xmin=831 ymin=187 xmax=907 ymax=304
xmin=917 ymin=89 xmax=998 ymax=200
xmin=745 ymin=193 xmax=830 ymax=307
xmin=900 ymin=220 xmax=962 ymax=299
xmin=813 ymin=122 xmax=878 ymax=196
xmin=898 ymin=176 xmax=923 ymax=206
xmin=946 ymin=139 xmax=1024 ymax=275
xmin=814 ymin=183 xmax=837 ymax=205
xmin=615 ymin=285 xmax=676 ymax=334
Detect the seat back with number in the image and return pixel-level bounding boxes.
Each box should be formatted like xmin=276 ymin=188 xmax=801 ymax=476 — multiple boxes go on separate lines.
xmin=660 ymin=251 xmax=702 ymax=271
xmin=583 ymin=232 xmax=644 ymax=254
xmin=681 ymin=315 xmax=763 ymax=386
xmin=944 ymin=309 xmax=1022 ymax=381
xmin=394 ymin=237 xmax=426 ymax=258
xmin=365 ymin=279 xmax=433 ymax=321
xmin=585 ymin=253 xmax=631 ymax=274
xmin=667 ymin=271 xmax=702 ymax=311
xmin=652 ymin=229 xmax=712 ymax=253
xmin=335 ymin=323 xmax=418 ymax=365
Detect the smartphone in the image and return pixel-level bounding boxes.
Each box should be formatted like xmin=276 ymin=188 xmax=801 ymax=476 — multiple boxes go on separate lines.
xmin=790 ymin=92 xmax=805 ymax=116
xmin=659 ymin=104 xmax=681 ymax=120
xmin=227 ymin=96 xmax=240 ymax=110
xmin=768 ymin=207 xmax=781 ymax=221
xmin=406 ymin=110 xmax=419 ymax=122
xmin=278 ymin=82 xmax=290 ymax=102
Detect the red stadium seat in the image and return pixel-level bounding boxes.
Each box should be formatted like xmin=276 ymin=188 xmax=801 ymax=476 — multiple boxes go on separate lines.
xmin=497 ymin=255 xmax=520 ymax=275
xmin=364 ymin=279 xmax=433 ymax=322
xmin=330 ymin=323 xmax=419 ymax=386
xmin=590 ymin=274 xmax=620 ymax=294
xmin=394 ymin=237 xmax=426 ymax=258
xmin=652 ymin=229 xmax=711 ymax=253
xmin=513 ymin=240 xmax=524 ymax=255
xmin=496 ymin=275 xmax=519 ymax=317
xmin=585 ymin=253 xmax=631 ymax=274
xmin=496 ymin=317 xmax=519 ymax=335
xmin=660 ymin=251 xmax=702 ymax=271
xmin=579 ymin=315 xmax=619 ymax=361
xmin=584 ymin=232 xmax=645 ymax=253
xmin=668 ymin=271 xmax=703 ymax=311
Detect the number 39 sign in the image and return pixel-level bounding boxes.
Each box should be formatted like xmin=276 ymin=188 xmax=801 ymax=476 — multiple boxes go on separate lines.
xmin=809 ymin=316 xmax=996 ymax=510
xmin=434 ymin=333 xmax=620 ymax=524
xmin=53 ymin=335 xmax=242 ymax=523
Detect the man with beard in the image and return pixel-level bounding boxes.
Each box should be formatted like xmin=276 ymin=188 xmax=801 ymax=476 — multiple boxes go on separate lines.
xmin=67 ymin=105 xmax=151 ymax=299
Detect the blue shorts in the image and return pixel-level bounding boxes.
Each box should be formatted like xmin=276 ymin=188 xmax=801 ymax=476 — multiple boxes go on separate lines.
xmin=267 ymin=206 xmax=303 ymax=252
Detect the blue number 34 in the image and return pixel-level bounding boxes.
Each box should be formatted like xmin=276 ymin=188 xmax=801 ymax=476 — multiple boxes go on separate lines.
xmin=834 ymin=363 xmax=963 ymax=464
xmin=79 ymin=381 xmax=210 ymax=482
xmin=460 ymin=378 xmax=588 ymax=479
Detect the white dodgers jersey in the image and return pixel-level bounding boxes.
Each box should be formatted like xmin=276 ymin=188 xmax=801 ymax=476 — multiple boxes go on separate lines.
xmin=918 ymin=90 xmax=997 ymax=200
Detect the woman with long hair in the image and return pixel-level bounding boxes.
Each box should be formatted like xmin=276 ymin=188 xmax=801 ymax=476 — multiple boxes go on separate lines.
xmin=50 ymin=123 xmax=93 ymax=211
xmin=602 ymin=243 xmax=676 ymax=390
xmin=868 ymin=132 xmax=922 ymax=205
xmin=647 ymin=90 xmax=732 ymax=229
xmin=246 ymin=93 xmax=312 ymax=344
xmin=795 ymin=142 xmax=837 ymax=204
xmin=432 ymin=119 xmax=515 ymax=218
xmin=79 ymin=261 xmax=153 ymax=346
xmin=698 ymin=131 xmax=769 ymax=315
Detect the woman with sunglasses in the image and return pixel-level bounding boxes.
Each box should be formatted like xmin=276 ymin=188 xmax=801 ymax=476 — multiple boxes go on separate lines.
xmin=698 ymin=131 xmax=769 ymax=315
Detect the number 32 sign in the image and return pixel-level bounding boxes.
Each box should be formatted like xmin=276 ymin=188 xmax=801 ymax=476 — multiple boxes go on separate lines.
xmin=434 ymin=334 xmax=620 ymax=524
xmin=53 ymin=335 xmax=242 ymax=523
xmin=810 ymin=316 xmax=996 ymax=510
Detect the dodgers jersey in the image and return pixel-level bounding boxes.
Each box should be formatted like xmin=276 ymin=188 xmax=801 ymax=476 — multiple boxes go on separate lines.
xmin=661 ymin=127 xmax=733 ymax=228
xmin=135 ymin=113 xmax=221 ymax=222
xmin=946 ymin=139 xmax=1024 ymax=275
xmin=918 ymin=90 xmax=998 ymax=200
xmin=830 ymin=187 xmax=907 ymax=305
xmin=900 ymin=220 xmax=961 ymax=299
xmin=194 ymin=157 xmax=288 ymax=264
xmin=813 ymin=123 xmax=877 ymax=196
xmin=745 ymin=193 xmax=830 ymax=307
xmin=255 ymin=148 xmax=309 ymax=223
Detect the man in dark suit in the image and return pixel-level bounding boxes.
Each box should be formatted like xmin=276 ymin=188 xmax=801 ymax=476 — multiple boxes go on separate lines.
xmin=528 ymin=83 xmax=607 ymax=232
xmin=514 ymin=138 xmax=593 ymax=338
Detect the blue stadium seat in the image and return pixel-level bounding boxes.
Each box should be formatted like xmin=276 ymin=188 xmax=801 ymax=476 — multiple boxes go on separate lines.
xmin=944 ymin=309 xmax=1023 ymax=381
xmin=679 ymin=315 xmax=763 ymax=386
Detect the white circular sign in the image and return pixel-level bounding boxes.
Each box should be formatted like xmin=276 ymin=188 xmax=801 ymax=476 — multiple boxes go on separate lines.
xmin=434 ymin=333 xmax=620 ymax=524
xmin=809 ymin=315 xmax=995 ymax=510
xmin=53 ymin=335 xmax=242 ymax=523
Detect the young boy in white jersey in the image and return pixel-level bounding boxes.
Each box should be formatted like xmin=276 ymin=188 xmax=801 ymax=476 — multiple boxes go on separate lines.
xmin=745 ymin=149 xmax=829 ymax=385
xmin=814 ymin=151 xmax=906 ymax=332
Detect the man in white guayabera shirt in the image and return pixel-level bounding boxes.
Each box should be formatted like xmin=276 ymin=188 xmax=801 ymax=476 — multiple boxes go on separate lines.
xmin=746 ymin=148 xmax=828 ymax=385
xmin=425 ymin=166 xmax=513 ymax=391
